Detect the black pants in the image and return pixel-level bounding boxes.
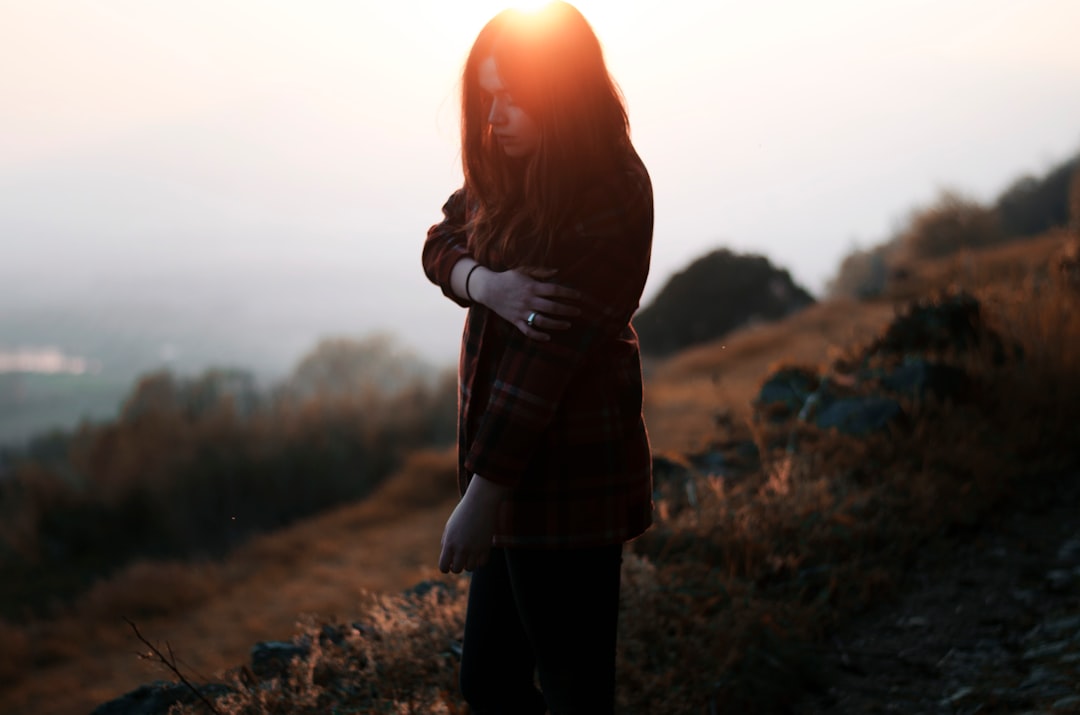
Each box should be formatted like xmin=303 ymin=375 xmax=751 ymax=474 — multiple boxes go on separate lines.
xmin=459 ymin=543 xmax=624 ymax=715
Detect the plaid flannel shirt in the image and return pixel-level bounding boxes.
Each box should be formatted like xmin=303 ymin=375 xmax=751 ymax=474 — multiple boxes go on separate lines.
xmin=422 ymin=148 xmax=654 ymax=548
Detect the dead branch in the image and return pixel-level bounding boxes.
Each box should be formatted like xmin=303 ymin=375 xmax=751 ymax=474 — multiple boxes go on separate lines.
xmin=124 ymin=618 xmax=224 ymax=715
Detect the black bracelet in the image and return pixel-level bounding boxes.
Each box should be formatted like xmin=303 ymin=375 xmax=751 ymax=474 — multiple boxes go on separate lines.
xmin=465 ymin=264 xmax=482 ymax=302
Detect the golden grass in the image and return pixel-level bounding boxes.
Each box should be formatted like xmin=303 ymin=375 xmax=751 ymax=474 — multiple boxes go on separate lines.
xmin=886 ymin=230 xmax=1069 ymax=300
xmin=643 ymin=230 xmax=1076 ymax=455
xmin=644 ymin=298 xmax=896 ymax=453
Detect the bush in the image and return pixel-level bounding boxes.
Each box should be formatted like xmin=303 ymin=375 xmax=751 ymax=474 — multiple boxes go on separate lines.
xmin=996 ymin=153 xmax=1079 ymax=239
xmin=895 ymin=190 xmax=1003 ymax=263
xmin=283 ymin=334 xmax=438 ymax=403
xmin=1070 ymin=165 xmax=1080 ymax=236
xmin=634 ymin=249 xmax=815 ymax=357
xmin=826 ymin=241 xmax=899 ymax=300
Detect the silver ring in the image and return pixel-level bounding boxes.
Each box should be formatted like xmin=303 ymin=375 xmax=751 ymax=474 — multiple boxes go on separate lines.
xmin=526 ymin=311 xmax=537 ymax=327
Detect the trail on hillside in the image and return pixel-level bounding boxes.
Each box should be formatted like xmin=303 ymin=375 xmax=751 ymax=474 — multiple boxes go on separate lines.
xmin=795 ymin=469 xmax=1080 ymax=713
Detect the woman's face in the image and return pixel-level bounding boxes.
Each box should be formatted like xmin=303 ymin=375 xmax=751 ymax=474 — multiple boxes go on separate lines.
xmin=478 ymin=56 xmax=540 ymax=158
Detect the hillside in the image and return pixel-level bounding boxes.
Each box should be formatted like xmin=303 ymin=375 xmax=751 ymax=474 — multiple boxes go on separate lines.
xmin=2 ymin=230 xmax=1078 ymax=715
xmin=3 ymin=291 xmax=903 ymax=715
xmin=0 ymin=450 xmax=462 ymax=715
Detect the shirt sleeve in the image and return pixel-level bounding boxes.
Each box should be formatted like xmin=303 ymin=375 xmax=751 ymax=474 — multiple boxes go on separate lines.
xmin=463 ymin=164 xmax=654 ymax=487
xmin=422 ymin=188 xmax=473 ymax=308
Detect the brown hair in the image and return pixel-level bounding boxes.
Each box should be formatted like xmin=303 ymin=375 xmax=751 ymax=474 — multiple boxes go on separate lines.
xmin=461 ymin=2 xmax=630 ymax=268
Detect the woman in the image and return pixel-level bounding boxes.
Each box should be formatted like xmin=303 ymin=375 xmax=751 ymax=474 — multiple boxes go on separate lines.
xmin=422 ymin=3 xmax=653 ymax=713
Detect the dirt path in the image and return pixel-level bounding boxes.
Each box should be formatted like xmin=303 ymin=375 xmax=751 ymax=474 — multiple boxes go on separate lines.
xmin=795 ymin=469 xmax=1080 ymax=714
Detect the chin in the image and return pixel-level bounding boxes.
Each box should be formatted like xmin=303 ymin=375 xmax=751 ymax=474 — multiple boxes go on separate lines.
xmin=503 ymin=146 xmax=536 ymax=159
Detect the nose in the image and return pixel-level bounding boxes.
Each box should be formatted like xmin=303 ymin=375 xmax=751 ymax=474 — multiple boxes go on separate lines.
xmin=487 ymin=98 xmax=507 ymax=127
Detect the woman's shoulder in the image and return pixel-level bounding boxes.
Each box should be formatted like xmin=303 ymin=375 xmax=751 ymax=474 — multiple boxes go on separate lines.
xmin=622 ymin=147 xmax=652 ymax=202
xmin=593 ymin=145 xmax=652 ymax=207
xmin=567 ymin=146 xmax=653 ymax=241
xmin=603 ymin=144 xmax=652 ymax=209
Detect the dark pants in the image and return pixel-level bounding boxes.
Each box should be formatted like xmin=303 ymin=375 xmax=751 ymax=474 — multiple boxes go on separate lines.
xmin=459 ymin=543 xmax=624 ymax=715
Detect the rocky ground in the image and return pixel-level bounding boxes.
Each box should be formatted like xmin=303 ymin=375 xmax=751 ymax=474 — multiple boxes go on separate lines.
xmin=795 ymin=468 xmax=1080 ymax=714
xmin=93 ymin=469 xmax=1080 ymax=715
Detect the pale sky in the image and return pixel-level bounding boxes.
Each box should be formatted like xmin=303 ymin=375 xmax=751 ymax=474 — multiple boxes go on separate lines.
xmin=3 ymin=0 xmax=1080 ymax=369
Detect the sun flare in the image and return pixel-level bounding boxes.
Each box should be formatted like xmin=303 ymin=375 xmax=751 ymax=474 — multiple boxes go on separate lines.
xmin=512 ymin=0 xmax=555 ymax=12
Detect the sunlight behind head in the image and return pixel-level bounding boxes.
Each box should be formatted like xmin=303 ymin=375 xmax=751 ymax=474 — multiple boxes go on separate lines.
xmin=512 ymin=0 xmax=556 ymax=12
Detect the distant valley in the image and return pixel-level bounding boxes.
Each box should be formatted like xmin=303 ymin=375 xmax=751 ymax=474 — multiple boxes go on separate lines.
xmin=0 ymin=259 xmax=463 ymax=449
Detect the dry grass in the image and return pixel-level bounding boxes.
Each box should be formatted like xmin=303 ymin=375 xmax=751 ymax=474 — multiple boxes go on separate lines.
xmin=885 ymin=229 xmax=1069 ymax=300
xmin=644 ymin=298 xmax=896 ymax=453
xmin=0 ymin=449 xmax=462 ymax=715
xmin=641 ymin=230 xmax=1075 ymax=456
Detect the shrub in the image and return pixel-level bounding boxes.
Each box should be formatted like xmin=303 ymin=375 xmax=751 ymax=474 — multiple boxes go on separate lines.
xmin=826 ymin=241 xmax=899 ymax=300
xmin=1070 ymin=164 xmax=1080 ymax=236
xmin=996 ymin=152 xmax=1079 ymax=239
xmin=634 ymin=249 xmax=815 ymax=357
xmin=282 ymin=333 xmax=438 ymax=403
xmin=895 ymin=190 xmax=1003 ymax=263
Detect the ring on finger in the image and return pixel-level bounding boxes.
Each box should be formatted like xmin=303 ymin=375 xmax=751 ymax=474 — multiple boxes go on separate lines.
xmin=526 ymin=311 xmax=537 ymax=327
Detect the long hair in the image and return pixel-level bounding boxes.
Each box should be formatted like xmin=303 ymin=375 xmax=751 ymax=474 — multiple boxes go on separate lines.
xmin=461 ymin=2 xmax=630 ymax=268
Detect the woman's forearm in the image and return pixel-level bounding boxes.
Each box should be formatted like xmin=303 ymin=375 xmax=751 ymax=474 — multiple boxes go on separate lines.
xmin=465 ymin=473 xmax=510 ymax=506
xmin=450 ymin=258 xmax=493 ymax=304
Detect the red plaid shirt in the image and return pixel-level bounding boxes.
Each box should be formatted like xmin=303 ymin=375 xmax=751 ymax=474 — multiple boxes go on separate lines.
xmin=422 ymin=148 xmax=654 ymax=548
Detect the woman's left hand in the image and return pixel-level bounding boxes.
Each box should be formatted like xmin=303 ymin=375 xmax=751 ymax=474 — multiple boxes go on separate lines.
xmin=470 ymin=266 xmax=582 ymax=340
xmin=439 ymin=475 xmax=507 ymax=573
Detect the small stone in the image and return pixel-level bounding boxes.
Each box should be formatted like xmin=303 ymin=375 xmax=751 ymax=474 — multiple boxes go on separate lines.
xmin=1046 ymin=569 xmax=1077 ymax=592
xmin=1024 ymin=640 xmax=1070 ymax=660
xmin=1052 ymin=695 xmax=1080 ymax=711
xmin=1012 ymin=588 xmax=1037 ymax=606
xmin=1057 ymin=535 xmax=1080 ymax=562
xmin=90 ymin=681 xmax=234 ymax=715
xmin=814 ymin=396 xmax=903 ymax=436
xmin=250 ymin=641 xmax=309 ymax=680
xmin=1019 ymin=666 xmax=1064 ymax=690
xmin=942 ymin=686 xmax=974 ymax=705
xmin=1044 ymin=615 xmax=1080 ymax=635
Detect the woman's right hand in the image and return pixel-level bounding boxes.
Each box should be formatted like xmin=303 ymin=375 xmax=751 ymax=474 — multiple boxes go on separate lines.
xmin=472 ymin=266 xmax=582 ymax=340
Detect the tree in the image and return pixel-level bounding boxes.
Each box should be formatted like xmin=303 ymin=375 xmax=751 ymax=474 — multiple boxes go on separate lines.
xmin=633 ymin=249 xmax=814 ymax=357
xmin=284 ymin=333 xmax=435 ymax=403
